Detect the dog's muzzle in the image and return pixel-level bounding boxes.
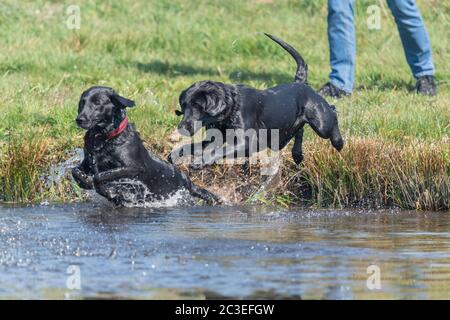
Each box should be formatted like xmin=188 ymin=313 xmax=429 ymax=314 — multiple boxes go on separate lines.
xmin=177 ymin=120 xmax=202 ymax=136
xmin=76 ymin=116 xmax=90 ymax=129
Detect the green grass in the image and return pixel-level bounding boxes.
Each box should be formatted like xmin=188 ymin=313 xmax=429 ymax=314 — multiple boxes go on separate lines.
xmin=0 ymin=0 xmax=449 ymax=209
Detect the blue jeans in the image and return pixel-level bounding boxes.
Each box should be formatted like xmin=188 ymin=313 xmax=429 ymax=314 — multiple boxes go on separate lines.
xmin=327 ymin=0 xmax=435 ymax=93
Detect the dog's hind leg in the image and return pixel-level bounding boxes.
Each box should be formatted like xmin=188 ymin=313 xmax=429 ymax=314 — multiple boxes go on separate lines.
xmin=291 ymin=127 xmax=304 ymax=165
xmin=304 ymin=103 xmax=344 ymax=152
xmin=189 ymin=184 xmax=220 ymax=204
xmin=95 ymin=183 xmax=116 ymax=202
xmin=329 ymin=125 xmax=344 ymax=151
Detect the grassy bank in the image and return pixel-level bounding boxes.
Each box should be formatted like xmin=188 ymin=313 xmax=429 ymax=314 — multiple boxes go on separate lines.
xmin=0 ymin=0 xmax=449 ymax=210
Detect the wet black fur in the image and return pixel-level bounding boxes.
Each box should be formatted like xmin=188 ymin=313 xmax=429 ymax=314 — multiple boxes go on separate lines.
xmin=170 ymin=34 xmax=344 ymax=169
xmin=72 ymin=86 xmax=218 ymax=205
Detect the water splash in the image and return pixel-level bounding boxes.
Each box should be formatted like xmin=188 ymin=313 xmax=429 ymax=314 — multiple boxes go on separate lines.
xmin=40 ymin=148 xmax=84 ymax=188
xmin=100 ymin=178 xmax=193 ymax=208
xmin=40 ymin=148 xmax=195 ymax=208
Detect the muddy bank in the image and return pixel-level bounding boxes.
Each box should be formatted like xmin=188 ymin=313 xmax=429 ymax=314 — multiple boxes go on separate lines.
xmin=2 ymin=137 xmax=449 ymax=211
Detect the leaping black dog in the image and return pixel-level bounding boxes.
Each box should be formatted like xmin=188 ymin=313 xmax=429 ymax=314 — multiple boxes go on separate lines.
xmin=169 ymin=34 xmax=344 ymax=169
xmin=72 ymin=86 xmax=219 ymax=205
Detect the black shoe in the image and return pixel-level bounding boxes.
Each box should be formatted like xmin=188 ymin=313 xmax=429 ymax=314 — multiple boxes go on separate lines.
xmin=318 ymin=82 xmax=350 ymax=98
xmin=416 ymin=75 xmax=437 ymax=96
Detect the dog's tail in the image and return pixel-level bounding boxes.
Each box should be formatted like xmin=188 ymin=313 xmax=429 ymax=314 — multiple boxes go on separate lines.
xmin=264 ymin=33 xmax=308 ymax=84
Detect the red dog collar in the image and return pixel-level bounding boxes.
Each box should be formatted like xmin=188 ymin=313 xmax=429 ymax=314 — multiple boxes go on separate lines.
xmin=107 ymin=116 xmax=128 ymax=140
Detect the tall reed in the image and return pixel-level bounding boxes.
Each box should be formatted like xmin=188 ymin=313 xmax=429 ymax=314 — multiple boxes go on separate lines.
xmin=282 ymin=138 xmax=449 ymax=211
xmin=0 ymin=129 xmax=49 ymax=202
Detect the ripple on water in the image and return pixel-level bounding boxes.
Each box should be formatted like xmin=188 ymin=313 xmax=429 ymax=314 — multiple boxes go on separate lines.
xmin=0 ymin=204 xmax=449 ymax=299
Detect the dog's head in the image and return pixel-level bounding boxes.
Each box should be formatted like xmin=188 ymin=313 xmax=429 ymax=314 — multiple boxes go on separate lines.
xmin=76 ymin=86 xmax=135 ymax=130
xmin=176 ymin=81 xmax=232 ymax=136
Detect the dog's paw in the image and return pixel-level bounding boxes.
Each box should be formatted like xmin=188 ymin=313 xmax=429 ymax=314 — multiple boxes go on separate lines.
xmin=292 ymin=153 xmax=304 ymax=165
xmin=72 ymin=168 xmax=94 ymax=189
xmin=72 ymin=167 xmax=84 ymax=181
xmin=241 ymin=161 xmax=250 ymax=175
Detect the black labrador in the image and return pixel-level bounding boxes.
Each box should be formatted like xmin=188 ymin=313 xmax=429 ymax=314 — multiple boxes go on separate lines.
xmin=72 ymin=86 xmax=219 ymax=205
xmin=169 ymin=34 xmax=344 ymax=169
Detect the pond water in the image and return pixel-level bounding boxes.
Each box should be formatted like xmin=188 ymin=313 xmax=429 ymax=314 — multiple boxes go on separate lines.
xmin=0 ymin=203 xmax=449 ymax=299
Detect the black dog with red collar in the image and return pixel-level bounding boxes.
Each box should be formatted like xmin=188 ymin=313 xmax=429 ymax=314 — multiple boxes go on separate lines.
xmin=72 ymin=86 xmax=219 ymax=205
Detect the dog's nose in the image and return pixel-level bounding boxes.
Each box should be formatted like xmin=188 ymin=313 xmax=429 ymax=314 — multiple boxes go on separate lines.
xmin=76 ymin=116 xmax=86 ymax=126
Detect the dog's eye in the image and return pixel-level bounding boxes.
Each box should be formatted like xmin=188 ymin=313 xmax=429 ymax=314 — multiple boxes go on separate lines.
xmin=95 ymin=103 xmax=106 ymax=111
xmin=90 ymin=96 xmax=102 ymax=106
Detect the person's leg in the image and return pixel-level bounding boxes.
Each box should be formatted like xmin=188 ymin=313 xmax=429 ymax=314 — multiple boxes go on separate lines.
xmin=326 ymin=0 xmax=356 ymax=94
xmin=387 ymin=0 xmax=435 ymax=78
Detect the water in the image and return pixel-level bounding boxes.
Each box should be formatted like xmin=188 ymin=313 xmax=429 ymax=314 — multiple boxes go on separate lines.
xmin=0 ymin=203 xmax=449 ymax=299
xmin=39 ymin=148 xmax=198 ymax=207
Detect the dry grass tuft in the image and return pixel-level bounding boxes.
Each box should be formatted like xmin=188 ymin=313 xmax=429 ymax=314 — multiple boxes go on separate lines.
xmin=0 ymin=130 xmax=49 ymax=202
xmin=188 ymin=137 xmax=449 ymax=211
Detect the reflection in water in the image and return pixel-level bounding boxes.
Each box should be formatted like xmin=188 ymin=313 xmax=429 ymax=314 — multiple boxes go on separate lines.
xmin=0 ymin=203 xmax=449 ymax=299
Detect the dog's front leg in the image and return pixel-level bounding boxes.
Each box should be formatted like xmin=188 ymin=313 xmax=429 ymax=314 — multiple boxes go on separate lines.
xmin=189 ymin=143 xmax=249 ymax=170
xmin=72 ymin=167 xmax=94 ymax=189
xmin=168 ymin=139 xmax=216 ymax=164
xmin=93 ymin=167 xmax=145 ymax=185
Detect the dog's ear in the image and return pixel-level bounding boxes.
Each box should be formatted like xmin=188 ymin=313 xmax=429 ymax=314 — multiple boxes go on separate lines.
xmin=110 ymin=93 xmax=135 ymax=109
xmin=195 ymin=90 xmax=226 ymax=117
